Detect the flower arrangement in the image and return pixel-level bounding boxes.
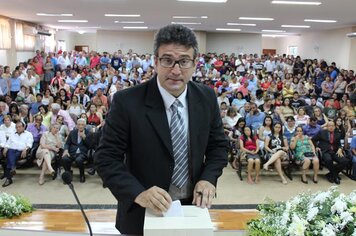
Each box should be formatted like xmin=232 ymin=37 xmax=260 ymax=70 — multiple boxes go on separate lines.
xmin=248 ymin=187 xmax=356 ymax=236
xmin=0 ymin=192 xmax=33 ymax=218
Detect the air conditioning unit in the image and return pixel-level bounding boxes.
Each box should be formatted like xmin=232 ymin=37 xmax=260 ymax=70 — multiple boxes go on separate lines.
xmin=346 ymin=32 xmax=356 ymax=38
xmin=37 ymin=30 xmax=52 ymax=36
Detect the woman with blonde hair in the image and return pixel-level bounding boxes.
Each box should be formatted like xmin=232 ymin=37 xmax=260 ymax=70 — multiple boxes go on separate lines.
xmin=36 ymin=123 xmax=63 ymax=185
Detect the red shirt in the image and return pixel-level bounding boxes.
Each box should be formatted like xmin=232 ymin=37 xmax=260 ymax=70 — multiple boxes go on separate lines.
xmin=240 ymin=136 xmax=258 ymax=151
xmin=90 ymin=56 xmax=100 ymax=69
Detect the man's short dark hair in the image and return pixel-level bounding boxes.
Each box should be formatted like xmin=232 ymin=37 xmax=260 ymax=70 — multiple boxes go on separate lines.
xmin=154 ymin=24 xmax=198 ymax=58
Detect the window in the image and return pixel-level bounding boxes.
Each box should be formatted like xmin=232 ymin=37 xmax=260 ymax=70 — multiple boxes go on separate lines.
xmin=0 ymin=18 xmax=11 ymax=49
xmin=288 ymin=46 xmax=298 ymax=56
xmin=15 ymin=22 xmax=35 ymax=51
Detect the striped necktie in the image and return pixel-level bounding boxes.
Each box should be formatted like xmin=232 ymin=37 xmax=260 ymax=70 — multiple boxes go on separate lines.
xmin=170 ymin=99 xmax=189 ymax=188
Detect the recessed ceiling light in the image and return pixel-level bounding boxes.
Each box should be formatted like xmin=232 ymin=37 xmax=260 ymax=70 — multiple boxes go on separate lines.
xmin=216 ymin=28 xmax=241 ymax=31
xmin=37 ymin=13 xmax=73 ymax=17
xmin=77 ymin=31 xmax=85 ymax=34
xmin=262 ymin=34 xmax=288 ymax=37
xmin=171 ymin=22 xmax=202 ymax=25
xmin=123 ymin=26 xmax=148 ymax=29
xmin=58 ymin=20 xmax=88 ymax=23
xmin=227 ymin=23 xmax=256 ymax=26
xmin=177 ymin=0 xmax=227 ymax=2
xmin=304 ymin=19 xmax=337 ymax=23
xmin=281 ymin=25 xmax=310 ymax=28
xmin=271 ymin=1 xmax=321 ymax=5
xmin=262 ymin=29 xmax=286 ymax=32
xmin=105 ymin=14 xmax=141 ymax=17
xmin=239 ymin=17 xmax=274 ymax=21
xmin=172 ymin=16 xmax=208 ymax=19
xmin=115 ymin=21 xmax=145 ymax=24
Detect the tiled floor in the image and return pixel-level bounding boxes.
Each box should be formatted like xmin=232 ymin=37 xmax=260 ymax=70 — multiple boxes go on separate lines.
xmin=1 ymin=165 xmax=355 ymax=207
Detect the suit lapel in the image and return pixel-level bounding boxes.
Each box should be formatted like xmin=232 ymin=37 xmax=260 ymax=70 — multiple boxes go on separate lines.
xmin=145 ymin=77 xmax=173 ymax=157
xmin=187 ymin=82 xmax=202 ymax=161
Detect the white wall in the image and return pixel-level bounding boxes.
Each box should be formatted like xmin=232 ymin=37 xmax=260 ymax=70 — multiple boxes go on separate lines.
xmin=17 ymin=52 xmax=35 ymax=64
xmin=96 ymin=30 xmax=154 ymax=54
xmin=74 ymin=33 xmax=97 ymax=52
xmin=206 ymin=32 xmax=262 ymax=55
xmin=0 ymin=50 xmax=7 ymax=66
xmin=55 ymin=30 xmax=75 ymax=52
xmin=262 ymin=27 xmax=354 ymax=70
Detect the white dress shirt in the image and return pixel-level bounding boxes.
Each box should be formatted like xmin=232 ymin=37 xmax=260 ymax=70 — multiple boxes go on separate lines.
xmin=157 ymin=78 xmax=188 ymax=133
xmin=5 ymin=130 xmax=33 ymax=151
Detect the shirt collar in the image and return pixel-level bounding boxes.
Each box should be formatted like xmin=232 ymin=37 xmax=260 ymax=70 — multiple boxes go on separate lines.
xmin=157 ymin=77 xmax=187 ymax=110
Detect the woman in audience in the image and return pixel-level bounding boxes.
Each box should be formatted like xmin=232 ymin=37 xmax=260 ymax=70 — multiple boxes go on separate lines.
xmin=290 ymin=126 xmax=319 ymax=184
xmin=334 ymin=117 xmax=347 ymax=140
xmin=337 ymin=109 xmax=352 ymax=136
xmin=313 ymin=107 xmax=328 ymax=128
xmin=67 ymin=95 xmax=84 ymax=122
xmin=49 ymin=73 xmax=61 ymax=95
xmin=38 ymin=105 xmax=52 ymax=129
xmin=19 ymin=104 xmax=32 ymax=125
xmin=58 ymin=88 xmax=70 ymax=110
xmin=42 ymin=89 xmax=54 ymax=106
xmin=263 ymin=122 xmax=289 ymax=184
xmin=223 ymin=107 xmax=241 ymax=130
xmin=56 ymin=115 xmax=69 ymax=144
xmin=294 ymin=107 xmax=310 ymax=127
xmin=343 ymin=99 xmax=355 ymax=120
xmin=280 ymin=98 xmax=295 ymax=118
xmin=0 ymin=115 xmax=16 ymax=139
xmin=229 ymin=118 xmax=246 ymax=169
xmin=3 ymin=66 xmax=11 ymax=79
xmin=9 ymin=70 xmax=21 ymax=101
xmin=43 ymin=57 xmax=54 ymax=90
xmin=283 ymin=116 xmax=297 ymax=144
xmin=8 ymin=103 xmax=19 ymax=117
xmin=36 ymin=124 xmax=63 ymax=185
xmin=239 ymin=126 xmax=260 ymax=184
xmin=333 ymin=74 xmax=347 ymax=100
xmin=258 ymin=116 xmax=273 ymax=150
xmin=87 ymin=104 xmax=103 ymax=128
xmin=231 ymin=91 xmax=247 ymax=111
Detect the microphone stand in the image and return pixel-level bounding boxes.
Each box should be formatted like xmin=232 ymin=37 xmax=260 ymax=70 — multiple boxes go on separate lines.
xmin=68 ymin=183 xmax=93 ymax=236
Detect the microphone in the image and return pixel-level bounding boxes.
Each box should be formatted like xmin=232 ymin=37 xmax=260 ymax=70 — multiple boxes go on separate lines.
xmin=62 ymin=171 xmax=93 ymax=236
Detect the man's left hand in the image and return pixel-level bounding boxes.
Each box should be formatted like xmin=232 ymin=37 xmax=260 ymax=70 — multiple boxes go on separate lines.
xmin=192 ymin=180 xmax=215 ymax=209
xmin=336 ymin=148 xmax=344 ymax=157
xmin=21 ymin=149 xmax=27 ymax=159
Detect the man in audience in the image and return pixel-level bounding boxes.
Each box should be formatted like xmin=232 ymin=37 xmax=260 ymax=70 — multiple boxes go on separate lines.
xmin=30 ymin=93 xmax=43 ymax=116
xmin=77 ymin=87 xmax=91 ymax=108
xmin=246 ymin=102 xmax=265 ymax=132
xmin=303 ymin=117 xmax=321 ymax=138
xmin=62 ymin=118 xmax=91 ymax=183
xmin=2 ymin=122 xmax=33 ymax=187
xmin=312 ymin=121 xmax=349 ymax=184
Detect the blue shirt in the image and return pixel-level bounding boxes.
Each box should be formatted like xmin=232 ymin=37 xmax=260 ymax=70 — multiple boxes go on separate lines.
xmin=100 ymin=56 xmax=110 ymax=70
xmin=30 ymin=102 xmax=43 ymax=115
xmin=10 ymin=77 xmax=21 ymax=92
xmin=51 ymin=57 xmax=58 ymax=67
xmin=351 ymin=136 xmax=356 ymax=162
xmin=0 ymin=77 xmax=9 ymax=94
xmin=246 ymin=112 xmax=265 ymax=131
xmin=303 ymin=124 xmax=321 ymax=138
xmin=89 ymin=83 xmax=105 ymax=95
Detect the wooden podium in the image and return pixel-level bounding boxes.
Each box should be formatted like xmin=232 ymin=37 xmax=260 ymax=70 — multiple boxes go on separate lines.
xmin=0 ymin=209 xmax=258 ymax=235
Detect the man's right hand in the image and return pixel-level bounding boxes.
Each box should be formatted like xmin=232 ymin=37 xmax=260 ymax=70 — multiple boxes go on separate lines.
xmin=62 ymin=150 xmax=69 ymax=157
xmin=134 ymin=186 xmax=172 ymax=215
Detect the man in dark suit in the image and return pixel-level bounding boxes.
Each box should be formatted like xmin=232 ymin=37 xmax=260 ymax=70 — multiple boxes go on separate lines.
xmin=95 ymin=24 xmax=228 ymax=235
xmin=62 ymin=118 xmax=90 ymax=183
xmin=312 ymin=121 xmax=348 ymax=184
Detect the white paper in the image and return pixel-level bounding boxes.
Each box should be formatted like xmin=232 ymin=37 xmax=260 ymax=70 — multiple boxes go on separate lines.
xmin=163 ymin=200 xmax=184 ymax=217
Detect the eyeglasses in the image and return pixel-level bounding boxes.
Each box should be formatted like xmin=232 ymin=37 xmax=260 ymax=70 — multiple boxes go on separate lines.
xmin=158 ymin=57 xmax=195 ymax=69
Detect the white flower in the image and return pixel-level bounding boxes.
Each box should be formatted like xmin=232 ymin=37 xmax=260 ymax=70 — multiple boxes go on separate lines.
xmin=348 ymin=191 xmax=356 ymax=205
xmin=313 ymin=192 xmax=330 ymax=204
xmin=287 ymin=215 xmax=308 ymax=236
xmin=339 ymin=211 xmax=353 ymax=228
xmin=331 ymin=197 xmax=347 ymax=214
xmin=307 ymin=207 xmax=319 ymax=221
xmin=321 ymin=224 xmax=336 ymax=236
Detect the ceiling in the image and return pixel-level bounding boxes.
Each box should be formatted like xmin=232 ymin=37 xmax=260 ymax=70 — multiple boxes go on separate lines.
xmin=0 ymin=0 xmax=355 ymax=35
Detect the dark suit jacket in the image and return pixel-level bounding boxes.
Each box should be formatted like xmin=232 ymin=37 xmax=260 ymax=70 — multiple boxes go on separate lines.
xmin=94 ymin=77 xmax=228 ymax=235
xmin=312 ymin=129 xmax=342 ymax=153
xmin=64 ymin=128 xmax=90 ymax=157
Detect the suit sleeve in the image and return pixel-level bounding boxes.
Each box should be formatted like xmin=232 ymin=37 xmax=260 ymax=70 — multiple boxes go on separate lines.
xmin=94 ymin=92 xmax=145 ymax=203
xmin=199 ymin=89 xmax=229 ymax=186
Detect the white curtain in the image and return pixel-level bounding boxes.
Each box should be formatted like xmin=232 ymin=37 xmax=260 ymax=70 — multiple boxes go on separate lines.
xmin=0 ymin=18 xmax=11 ymax=49
xmin=15 ymin=22 xmax=35 ymax=51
